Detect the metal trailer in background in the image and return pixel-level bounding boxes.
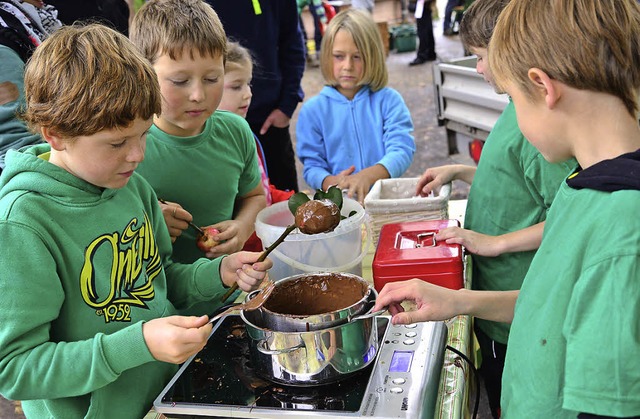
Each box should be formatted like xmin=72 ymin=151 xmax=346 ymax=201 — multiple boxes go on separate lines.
xmin=433 ymin=56 xmax=509 ymax=163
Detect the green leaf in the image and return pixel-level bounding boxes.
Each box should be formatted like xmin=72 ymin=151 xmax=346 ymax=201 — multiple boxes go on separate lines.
xmin=313 ymin=185 xmax=343 ymax=210
xmin=340 ymin=210 xmax=357 ymax=220
xmin=288 ymin=192 xmax=310 ymax=215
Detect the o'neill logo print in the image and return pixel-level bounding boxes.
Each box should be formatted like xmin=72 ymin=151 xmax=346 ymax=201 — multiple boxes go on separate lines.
xmin=80 ymin=213 xmax=162 ymax=323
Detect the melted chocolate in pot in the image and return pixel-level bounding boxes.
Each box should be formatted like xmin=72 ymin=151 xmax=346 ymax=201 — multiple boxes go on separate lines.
xmin=263 ymin=274 xmax=368 ymax=315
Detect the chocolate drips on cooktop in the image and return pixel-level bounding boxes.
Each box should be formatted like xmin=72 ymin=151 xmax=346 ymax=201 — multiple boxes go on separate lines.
xmin=263 ymin=274 xmax=368 ymax=315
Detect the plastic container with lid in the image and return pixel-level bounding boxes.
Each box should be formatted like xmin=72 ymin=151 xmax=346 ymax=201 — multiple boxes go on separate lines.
xmin=255 ymin=197 xmax=370 ymax=281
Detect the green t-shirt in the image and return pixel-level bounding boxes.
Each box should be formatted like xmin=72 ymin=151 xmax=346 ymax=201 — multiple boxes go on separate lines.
xmin=465 ymin=101 xmax=575 ymax=343
xmin=137 ymin=110 xmax=260 ymax=264
xmin=136 ymin=111 xmax=260 ymax=316
xmin=502 ymin=182 xmax=640 ymax=417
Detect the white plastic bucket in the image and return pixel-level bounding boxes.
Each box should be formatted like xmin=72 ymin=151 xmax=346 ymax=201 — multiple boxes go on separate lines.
xmin=255 ymin=197 xmax=370 ymax=281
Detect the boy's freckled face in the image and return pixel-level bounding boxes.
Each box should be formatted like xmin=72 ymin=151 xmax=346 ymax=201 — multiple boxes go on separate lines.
xmin=332 ymin=29 xmax=364 ymax=100
xmin=153 ymin=50 xmax=225 ymax=137
xmin=218 ymin=63 xmax=253 ymax=118
xmin=49 ymin=118 xmax=153 ymax=189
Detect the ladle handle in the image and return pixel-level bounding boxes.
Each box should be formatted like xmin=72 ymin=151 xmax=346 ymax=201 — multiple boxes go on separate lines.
xmin=220 ymin=224 xmax=297 ymax=302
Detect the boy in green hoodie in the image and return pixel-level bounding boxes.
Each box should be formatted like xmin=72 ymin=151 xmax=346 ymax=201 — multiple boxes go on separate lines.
xmin=375 ymin=0 xmax=640 ymax=417
xmin=0 ymin=24 xmax=272 ymax=419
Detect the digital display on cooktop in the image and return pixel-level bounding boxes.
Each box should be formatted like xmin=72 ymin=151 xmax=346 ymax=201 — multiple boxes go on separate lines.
xmin=389 ymin=350 xmax=414 ymax=373
xmin=161 ymin=315 xmax=389 ymax=413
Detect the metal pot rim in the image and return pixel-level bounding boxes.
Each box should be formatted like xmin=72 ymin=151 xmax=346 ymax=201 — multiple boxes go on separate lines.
xmin=240 ymin=289 xmax=377 ymax=336
xmin=255 ymin=272 xmax=372 ymax=320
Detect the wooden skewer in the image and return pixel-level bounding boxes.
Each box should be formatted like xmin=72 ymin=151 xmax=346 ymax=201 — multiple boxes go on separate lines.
xmin=158 ymin=198 xmax=204 ymax=234
xmin=188 ymin=221 xmax=204 ymax=235
xmin=220 ymin=224 xmax=297 ymax=302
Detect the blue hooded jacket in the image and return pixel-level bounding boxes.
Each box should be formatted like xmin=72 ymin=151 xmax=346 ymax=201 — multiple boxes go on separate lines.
xmin=296 ymin=85 xmax=415 ymax=190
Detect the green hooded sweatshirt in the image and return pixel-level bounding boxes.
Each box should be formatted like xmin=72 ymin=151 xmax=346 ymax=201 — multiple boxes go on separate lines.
xmin=0 ymin=144 xmax=229 ymax=418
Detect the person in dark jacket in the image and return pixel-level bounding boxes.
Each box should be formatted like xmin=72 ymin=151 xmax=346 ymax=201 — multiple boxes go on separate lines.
xmin=46 ymin=0 xmax=130 ymax=35
xmin=205 ymin=0 xmax=305 ymax=192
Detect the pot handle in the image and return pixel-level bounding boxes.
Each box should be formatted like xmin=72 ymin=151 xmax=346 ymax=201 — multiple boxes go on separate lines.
xmin=349 ymin=308 xmax=387 ymax=323
xmin=256 ymin=340 xmax=305 ymax=355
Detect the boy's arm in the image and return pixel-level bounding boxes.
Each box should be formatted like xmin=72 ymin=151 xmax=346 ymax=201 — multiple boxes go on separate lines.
xmin=201 ymin=122 xmax=267 ymax=257
xmin=233 ymin=183 xmax=267 ymax=237
xmin=373 ymin=279 xmax=519 ymax=324
xmin=437 ymin=221 xmax=545 ymax=257
xmin=204 ymin=183 xmax=266 ymax=257
xmin=0 ymin=224 xmax=155 ymax=401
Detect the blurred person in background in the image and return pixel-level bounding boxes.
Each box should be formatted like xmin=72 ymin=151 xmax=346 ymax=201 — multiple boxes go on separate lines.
xmin=205 ymin=0 xmax=305 ymax=193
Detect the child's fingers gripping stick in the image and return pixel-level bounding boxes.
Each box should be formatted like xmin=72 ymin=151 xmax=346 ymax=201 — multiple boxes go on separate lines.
xmin=142 ymin=316 xmax=212 ymax=364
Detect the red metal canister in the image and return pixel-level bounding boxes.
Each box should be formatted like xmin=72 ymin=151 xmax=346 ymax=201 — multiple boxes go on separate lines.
xmin=372 ymin=220 xmax=464 ymax=291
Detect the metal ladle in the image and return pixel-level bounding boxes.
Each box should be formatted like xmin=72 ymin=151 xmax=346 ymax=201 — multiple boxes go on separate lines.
xmin=208 ymin=279 xmax=277 ymax=324
xmin=220 ymin=199 xmax=341 ymax=302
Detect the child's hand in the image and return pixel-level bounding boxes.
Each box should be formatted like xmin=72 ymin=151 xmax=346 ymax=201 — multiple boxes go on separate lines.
xmin=322 ymin=166 xmax=356 ymax=193
xmin=259 ymin=109 xmax=290 ymax=135
xmin=158 ymin=199 xmax=193 ymax=243
xmin=338 ymin=171 xmax=374 ymax=206
xmin=416 ymin=165 xmax=456 ymax=197
xmin=202 ymin=220 xmax=245 ymax=258
xmin=143 ymin=315 xmax=212 ymax=364
xmin=219 ymin=251 xmax=273 ymax=291
xmin=373 ymin=279 xmax=462 ymax=325
xmin=416 ymin=164 xmax=476 ymax=196
xmin=336 ymin=164 xmax=388 ymax=205
xmin=436 ymin=226 xmax=503 ymax=257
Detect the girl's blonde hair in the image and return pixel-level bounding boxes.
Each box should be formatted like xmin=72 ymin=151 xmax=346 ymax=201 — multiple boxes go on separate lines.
xmin=490 ymin=0 xmax=640 ymax=117
xmin=320 ymin=8 xmax=388 ymax=91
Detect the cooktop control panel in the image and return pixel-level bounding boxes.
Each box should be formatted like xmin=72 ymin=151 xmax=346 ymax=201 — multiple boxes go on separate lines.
xmin=360 ymin=320 xmax=447 ymax=418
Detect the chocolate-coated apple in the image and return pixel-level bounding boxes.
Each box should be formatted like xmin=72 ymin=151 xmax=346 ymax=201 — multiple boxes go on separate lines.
xmin=294 ymin=199 xmax=340 ymax=234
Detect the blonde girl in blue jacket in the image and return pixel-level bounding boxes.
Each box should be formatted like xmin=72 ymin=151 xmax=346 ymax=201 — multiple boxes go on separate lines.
xmin=295 ymin=8 xmax=415 ymax=204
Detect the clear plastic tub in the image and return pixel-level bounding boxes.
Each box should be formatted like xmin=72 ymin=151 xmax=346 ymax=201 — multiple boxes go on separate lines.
xmin=255 ymin=197 xmax=369 ymax=281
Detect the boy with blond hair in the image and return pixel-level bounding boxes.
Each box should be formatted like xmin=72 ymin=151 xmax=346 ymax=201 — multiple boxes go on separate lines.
xmin=0 ymin=24 xmax=271 ymax=418
xmin=130 ymin=1 xmax=266 ymax=314
xmin=375 ymin=0 xmax=640 ymax=417
xmin=416 ymin=1 xmax=575 ymax=416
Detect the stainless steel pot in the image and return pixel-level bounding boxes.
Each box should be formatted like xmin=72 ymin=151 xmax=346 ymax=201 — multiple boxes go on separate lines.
xmin=253 ymin=272 xmax=374 ymax=332
xmin=240 ymin=305 xmax=381 ymax=386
